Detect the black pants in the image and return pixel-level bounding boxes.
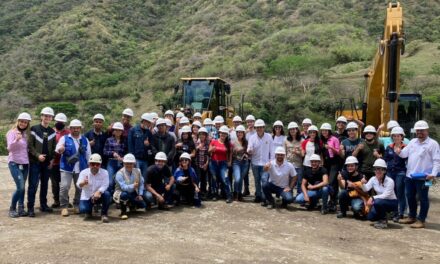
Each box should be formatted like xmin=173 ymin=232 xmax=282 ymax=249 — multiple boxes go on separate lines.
xmin=196 ymin=166 xmax=209 ymax=194
xmin=177 ymin=184 xmax=195 ymax=205
xmin=50 ymin=165 xmax=61 ymax=204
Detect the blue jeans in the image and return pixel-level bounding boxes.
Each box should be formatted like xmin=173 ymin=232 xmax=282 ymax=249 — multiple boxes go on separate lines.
xmin=262 ymin=182 xmax=294 ymax=205
xmin=143 ymin=180 xmax=175 ymax=205
xmin=367 ymin=198 xmax=398 ymax=221
xmin=209 ymin=160 xmax=232 ymax=199
xmin=388 ymin=171 xmax=407 ymax=217
xmin=232 ymin=159 xmax=249 ymax=194
xmin=136 ymin=159 xmax=148 ymax=181
xmin=120 ymin=191 xmax=146 ymax=208
xmin=28 ymin=162 xmax=51 ymax=209
xmin=338 ymin=189 xmax=364 ymax=214
xmin=295 ymin=167 xmax=303 ymax=194
xmin=405 ymin=177 xmax=430 ymax=222
xmin=79 ymin=191 xmax=111 ymax=216
xmin=8 ymin=162 xmax=28 ymax=209
xmin=251 ymin=165 xmax=269 ymax=200
xmin=295 ymin=186 xmax=329 ymax=209
xmin=106 ymin=159 xmax=123 ymax=194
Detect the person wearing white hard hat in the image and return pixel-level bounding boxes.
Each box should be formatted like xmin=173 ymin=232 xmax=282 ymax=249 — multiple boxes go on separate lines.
xmin=378 ymin=120 xmax=410 ymax=147
xmin=114 ymin=154 xmax=146 ymax=219
xmin=211 ymin=115 xmax=224 ymax=140
xmin=191 ymin=121 xmax=202 ymax=143
xmin=301 ymin=118 xmax=312 ymax=139
xmin=245 ymin=115 xmax=256 ymax=141
xmin=103 ymin=122 xmax=127 ymax=196
xmin=336 ymin=156 xmax=368 ymax=219
xmin=27 ymin=106 xmax=56 ymax=216
xmin=50 ymin=113 xmax=70 ymax=209
xmin=143 ymin=152 xmax=175 ymax=210
xmin=84 ymin=114 xmax=108 ymax=167
xmin=174 ymin=126 xmax=196 ymax=169
xmin=6 ymin=112 xmax=32 ymax=217
xmin=352 ymin=125 xmax=384 ymax=180
xmin=195 ymin=127 xmax=211 ymax=198
xmin=107 ymin=108 xmax=133 ymax=138
xmin=77 ymin=154 xmax=111 ymax=223
xmin=174 ymin=153 xmax=201 ymax=207
xmin=193 ymin=112 xmax=202 ymax=123
xmin=335 ymin=116 xmax=348 ymax=142
xmin=164 ymin=110 xmax=176 ymax=133
xmin=151 ymin=118 xmax=176 ymax=168
xmin=203 ymin=118 xmax=215 ymax=139
xmin=301 ymin=125 xmax=323 ymax=169
xmin=175 ymin=116 xmax=190 ymax=140
xmin=340 ymin=122 xmax=363 ymax=159
xmin=164 ymin=118 xmax=177 ymax=142
xmin=262 ymin=147 xmax=297 ymax=209
xmin=56 ymin=119 xmax=91 ymax=217
xmin=361 ymin=159 xmax=398 ymax=229
xmin=272 ymin=120 xmax=286 ymax=154
xmin=231 ymin=125 xmax=249 ymax=201
xmin=395 ymin=120 xmax=440 ymax=228
xmin=383 ymin=126 xmax=408 ymax=222
xmin=247 ymin=119 xmax=274 ymax=204
xmin=295 ymin=154 xmax=330 ymax=214
xmin=284 ymin=121 xmax=304 ymax=195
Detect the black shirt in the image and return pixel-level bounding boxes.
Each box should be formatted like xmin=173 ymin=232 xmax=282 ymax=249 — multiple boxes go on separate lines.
xmin=303 ymin=167 xmax=328 ymax=185
xmin=342 ymin=171 xmax=364 ymax=189
xmin=41 ymin=125 xmax=51 ymax=156
xmin=146 ymin=165 xmax=172 ymax=189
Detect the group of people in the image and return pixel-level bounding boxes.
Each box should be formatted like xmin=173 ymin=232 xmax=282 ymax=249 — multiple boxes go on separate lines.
xmin=6 ymin=106 xmax=439 ymax=228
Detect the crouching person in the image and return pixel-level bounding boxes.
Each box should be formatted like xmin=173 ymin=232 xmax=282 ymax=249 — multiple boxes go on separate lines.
xmin=144 ymin=152 xmax=175 ymax=210
xmin=113 ymin=154 xmax=146 ymax=220
xmin=77 ymin=154 xmax=111 ymax=223
xmin=295 ymin=154 xmax=330 ymax=214
xmin=174 ymin=153 xmax=201 ymax=207
xmin=262 ymin=147 xmax=296 ymax=209
xmin=362 ymin=159 xmax=398 ymax=229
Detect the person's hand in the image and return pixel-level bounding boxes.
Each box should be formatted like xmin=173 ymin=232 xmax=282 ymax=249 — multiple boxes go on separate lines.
xmin=367 ymin=197 xmax=374 ymax=206
xmin=227 ymin=161 xmax=232 ymax=167
xmin=195 ymin=186 xmax=200 ymax=193
xmin=357 ymin=143 xmax=364 ymax=150
xmin=38 ymin=154 xmax=46 ymax=162
xmin=83 ymin=177 xmax=89 ymax=186
xmin=283 ymin=187 xmax=291 ymax=193
xmin=426 ymin=175 xmax=435 ymax=180
xmin=89 ymin=139 xmax=95 ymax=146
xmin=15 ymin=132 xmax=22 ymax=142
xmin=165 ymin=184 xmax=171 ymax=191
xmin=113 ymin=152 xmax=120 ymax=159
xmin=347 ymin=181 xmax=354 ymax=189
xmin=304 ymin=195 xmax=310 ymax=203
xmin=337 ymin=173 xmax=343 ymax=181
xmin=378 ymin=123 xmax=385 ymax=131
xmin=136 ymin=195 xmax=143 ymax=201
xmin=93 ymin=191 xmax=101 ymax=199
xmin=134 ymin=181 xmax=139 ymax=189
xmin=210 ymin=145 xmax=216 ymax=152
xmin=247 ymin=147 xmax=253 ymax=155
xmin=307 ymin=184 xmax=314 ymax=190
xmin=373 ymin=149 xmax=381 ymax=158
xmin=202 ymin=163 xmax=209 ymax=170
xmin=176 ymin=142 xmax=183 ymax=148
xmin=361 ymin=178 xmax=367 ymax=184
xmin=157 ymin=195 xmax=165 ymax=204
xmin=263 ymin=162 xmax=271 ymax=171
xmin=58 ymin=145 xmax=65 ymax=154
xmin=324 ymin=144 xmax=329 ymax=150
xmin=144 ymin=138 xmax=150 ymax=146
xmin=394 ymin=146 xmax=401 ymax=155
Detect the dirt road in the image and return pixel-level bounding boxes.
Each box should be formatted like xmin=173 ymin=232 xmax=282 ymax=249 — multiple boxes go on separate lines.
xmin=0 ymin=157 xmax=439 ymax=264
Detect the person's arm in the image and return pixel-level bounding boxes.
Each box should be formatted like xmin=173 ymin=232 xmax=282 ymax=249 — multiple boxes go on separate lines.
xmin=268 ymin=136 xmax=274 ymax=161
xmin=85 ymin=139 xmax=91 ymax=162
xmin=339 ymin=143 xmax=345 ymax=158
xmin=429 ymin=141 xmax=440 ymax=179
xmin=352 ymin=142 xmax=364 ymax=157
xmin=6 ymin=130 xmax=20 ymax=152
xmin=77 ymin=170 xmax=86 ymax=189
xmin=146 ymin=183 xmax=161 ymax=199
xmin=99 ymin=170 xmax=109 ymax=193
xmin=313 ymin=174 xmax=329 ymax=189
xmin=361 ymin=177 xmax=374 ymax=192
xmin=27 ymin=129 xmax=40 ymax=160
xmin=301 ymin=140 xmax=307 ymax=157
xmin=288 ymin=166 xmax=297 ymax=191
xmin=330 ymin=137 xmax=340 ymax=155
xmin=337 ymin=172 xmax=346 ymax=189
xmin=301 ymin=179 xmax=309 ymax=201
xmin=55 ymin=136 xmax=66 ymax=154
xmin=115 ymin=172 xmax=134 ymax=192
xmin=373 ymin=178 xmax=395 ymax=200
xmin=396 ymin=140 xmax=411 ymax=158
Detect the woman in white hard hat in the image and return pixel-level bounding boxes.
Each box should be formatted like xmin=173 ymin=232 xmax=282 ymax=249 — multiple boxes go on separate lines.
xmin=195 ymin=127 xmax=211 ymax=199
xmin=6 ymin=113 xmax=32 ymax=217
xmin=174 ymin=126 xmax=196 ymax=169
xmin=301 ymin=125 xmax=323 ymax=169
xmin=284 ymin=122 xmax=304 ymax=195
xmin=174 ymin=153 xmax=201 ymax=207
xmin=103 ymin=122 xmax=127 ymax=195
xmin=191 ymin=121 xmax=202 ymax=143
xmin=231 ymin=125 xmax=249 ymax=201
xmin=272 ymin=120 xmax=286 ymax=154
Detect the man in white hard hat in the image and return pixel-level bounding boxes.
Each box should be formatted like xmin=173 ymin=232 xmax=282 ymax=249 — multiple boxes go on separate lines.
xmin=243 ymin=115 xmax=256 ymax=196
xmin=56 ymin=119 xmax=91 ymax=217
xmin=340 ymin=122 xmax=363 ymax=159
xmin=262 ymin=147 xmax=297 ymax=209
xmin=128 ymin=113 xmax=154 ymax=179
xmin=108 ymin=108 xmax=134 ymax=138
xmin=353 ymin=125 xmax=384 ymax=180
xmin=164 ymin=110 xmax=176 ymax=133
xmin=193 ymin=112 xmax=202 ymax=123
xmin=27 ymin=106 xmax=57 ymax=216
xmin=84 ymin=114 xmax=108 ymax=166
xmin=151 ymin=118 xmax=176 ymax=168
xmin=229 ymin=115 xmax=242 ymax=142
xmin=395 ymin=120 xmax=440 ymax=228
xmin=77 ymin=154 xmax=111 ymax=223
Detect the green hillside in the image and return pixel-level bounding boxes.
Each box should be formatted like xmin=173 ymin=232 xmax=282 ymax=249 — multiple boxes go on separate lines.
xmin=0 ymin=0 xmax=439 ymax=128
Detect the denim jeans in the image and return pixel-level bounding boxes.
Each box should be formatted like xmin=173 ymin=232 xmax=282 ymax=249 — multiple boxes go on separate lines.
xmin=295 ymin=186 xmax=329 ymax=209
xmin=405 ymin=177 xmax=430 ymax=222
xmin=338 ymin=189 xmax=364 ymax=214
xmin=388 ymin=171 xmax=407 ymax=217
xmin=367 ymin=198 xmax=398 ymax=221
xmin=232 ymin=159 xmax=249 ymax=194
xmin=79 ymin=191 xmax=111 ymax=216
xmin=28 ymin=162 xmax=51 ymax=209
xmin=243 ymin=161 xmax=250 ymax=192
xmin=8 ymin=162 xmax=28 ymax=209
xmin=295 ymin=167 xmax=303 ymax=194
xmin=120 ymin=191 xmax=146 ymax=208
xmin=60 ymin=171 xmax=81 ymax=208
xmin=143 ymin=179 xmax=175 ymax=205
xmin=107 ymin=159 xmax=123 ymax=194
xmin=262 ymin=182 xmax=294 ymax=205
xmin=251 ymin=165 xmax=269 ymax=200
xmin=136 ymin=159 xmax=148 ymax=181
xmin=210 ymin=160 xmax=232 ymax=199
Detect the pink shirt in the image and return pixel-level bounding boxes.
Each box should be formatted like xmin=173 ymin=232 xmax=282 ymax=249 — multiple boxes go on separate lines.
xmin=325 ymin=136 xmax=340 ymax=158
xmin=7 ymin=129 xmax=29 ymax=164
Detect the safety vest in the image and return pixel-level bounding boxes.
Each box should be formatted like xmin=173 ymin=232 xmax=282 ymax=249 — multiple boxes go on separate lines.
xmin=60 ymin=135 xmax=88 ymax=172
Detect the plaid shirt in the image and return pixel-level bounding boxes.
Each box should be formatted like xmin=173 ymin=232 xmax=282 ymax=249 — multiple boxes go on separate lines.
xmin=103 ymin=137 xmax=126 ymax=158
xmin=196 ymin=139 xmax=211 ymax=168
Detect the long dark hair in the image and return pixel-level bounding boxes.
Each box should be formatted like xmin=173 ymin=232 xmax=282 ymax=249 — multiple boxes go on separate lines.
xmin=236 ymin=132 xmax=248 ymax=150
xmin=320 ymin=130 xmax=333 ymax=144
xmin=287 ymin=128 xmax=301 ymax=142
xmin=309 ymin=131 xmax=322 ymax=155
xmin=272 ymin=127 xmax=285 ymax=139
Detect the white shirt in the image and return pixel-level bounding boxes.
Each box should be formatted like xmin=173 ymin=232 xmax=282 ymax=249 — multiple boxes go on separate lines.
xmin=398 ymin=137 xmax=440 ymax=178
xmin=56 ymin=134 xmax=91 ymax=173
xmin=273 ymin=135 xmax=286 ymax=153
xmin=362 ymin=176 xmax=397 ymax=200
xmin=245 ymin=129 xmax=256 ymax=141
xmin=76 ymin=168 xmax=109 ymax=200
xmin=268 ymin=160 xmax=297 ymax=188
xmin=303 ymin=141 xmax=315 ymax=167
xmin=248 ymin=132 xmax=274 ymax=166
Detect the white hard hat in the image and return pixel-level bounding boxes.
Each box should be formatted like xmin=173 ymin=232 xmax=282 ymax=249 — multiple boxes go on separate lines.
xmin=179 ymin=117 xmax=190 ymax=124
xmin=54 ymin=113 xmax=68 ymax=123
xmin=363 ymin=125 xmax=377 ymax=134
xmin=307 ymin=125 xmax=318 ymax=132
xmin=93 ymin=113 xmax=105 ymax=121
xmin=122 ymin=108 xmax=134 ymax=117
xmin=155 ymin=152 xmax=167 ymax=161
xmin=40 ymin=107 xmax=55 ymax=116
xmin=192 ymin=121 xmax=202 ymax=128
xmin=309 ymin=154 xmax=321 ymax=161
xmin=302 ymin=118 xmax=312 ymax=125
xmin=203 ymin=118 xmax=213 ymax=126
xmin=219 ymin=125 xmax=230 ymax=135
xmin=233 ymin=116 xmax=242 ymax=122
xmin=345 ymin=156 xmax=359 ymax=165
xmin=255 ymin=119 xmax=265 ymax=127
xmin=320 ymin=123 xmax=332 ymax=131
xmin=414 ymin=120 xmax=429 ymax=130
xmin=390 ymin=126 xmax=405 ymax=136
xmin=176 ymin=112 xmax=184 ymax=118
xmin=123 ymin=153 xmax=136 ymax=163
xmin=141 ymin=113 xmax=154 ymax=123
xmin=198 ymin=127 xmax=208 ymax=134
xmin=275 ymin=146 xmax=286 ymax=155
xmin=273 ymin=120 xmax=284 ymax=127
xmin=69 ymin=119 xmax=82 ymax=128
xmin=373 ymin=158 xmax=387 ymax=168
xmin=387 ymin=120 xmax=399 ymax=130
xmin=165 ymin=119 xmax=172 ymax=127
xmin=193 ymin=112 xmax=202 ymax=118
xmin=336 ymin=116 xmax=348 ymax=123
xmin=156 ymin=118 xmax=167 ymax=126
xmin=17 ymin=112 xmax=32 ymax=121
xmin=287 ymin=122 xmax=299 ymax=129
xmin=245 ymin=115 xmax=256 ymax=121
xmin=164 ymin=110 xmax=174 ymax=116
xmin=235 ymin=125 xmax=246 ymax=132
xmin=180 ymin=125 xmax=191 ymax=133
xmin=112 ymin=122 xmax=124 ymax=130
xmin=180 ymin=152 xmax=191 ymax=160
xmin=213 ymin=115 xmax=224 ymax=124
xmin=89 ymin=153 xmax=102 ymax=164
xmin=151 ymin=112 xmax=159 ymax=119
xmin=346 ymin=122 xmax=358 ymax=130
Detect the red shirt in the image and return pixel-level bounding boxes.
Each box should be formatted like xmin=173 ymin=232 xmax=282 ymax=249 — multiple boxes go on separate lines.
xmin=210 ymin=140 xmax=228 ymax=161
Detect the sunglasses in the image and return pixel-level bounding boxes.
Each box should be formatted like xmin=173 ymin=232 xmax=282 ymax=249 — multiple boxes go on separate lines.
xmin=90 ymin=163 xmax=101 ymax=167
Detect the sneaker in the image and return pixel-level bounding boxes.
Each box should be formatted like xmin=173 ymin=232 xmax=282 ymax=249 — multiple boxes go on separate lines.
xmin=253 ymin=197 xmax=262 ymax=203
xmin=260 ymin=201 xmax=268 ymax=207
xmin=399 ymin=217 xmax=416 ymax=224
xmin=28 ymin=208 xmax=35 ymax=217
xmin=336 ymin=212 xmax=346 ymax=218
xmin=101 ymin=215 xmax=109 ymax=223
xmin=226 ymin=198 xmax=233 ymax=204
xmin=40 ymin=205 xmax=53 ymax=213
xmin=73 ymin=207 xmax=80 ymax=214
xmin=321 ymin=208 xmax=329 ymax=215
xmin=392 ymin=215 xmax=402 ymax=223
xmin=61 ymin=208 xmax=69 ymax=217
xmin=9 ymin=210 xmax=19 ymax=218
xmin=51 ymin=203 xmax=60 ymax=209
xmin=266 ymin=203 xmax=275 ymax=209
xmin=410 ymin=220 xmax=425 ymax=229
xmin=18 ymin=206 xmax=28 ymax=217
xmin=120 ymin=214 xmax=128 ymax=220
xmin=374 ymin=220 xmax=388 ymax=229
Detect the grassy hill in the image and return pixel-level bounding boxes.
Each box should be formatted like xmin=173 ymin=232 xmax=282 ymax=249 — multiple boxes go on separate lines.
xmin=0 ymin=0 xmax=439 ymax=129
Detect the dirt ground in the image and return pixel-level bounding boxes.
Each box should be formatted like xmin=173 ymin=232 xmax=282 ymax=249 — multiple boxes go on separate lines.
xmin=0 ymin=156 xmax=439 ymax=264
